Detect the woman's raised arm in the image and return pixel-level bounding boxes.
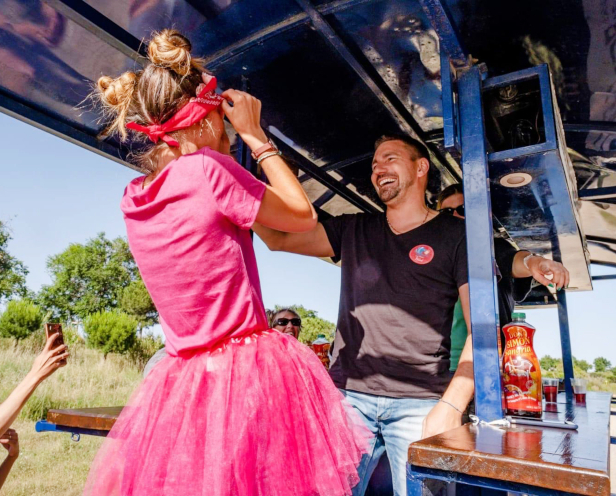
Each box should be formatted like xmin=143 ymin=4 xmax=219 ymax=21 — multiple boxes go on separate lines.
xmin=222 ymin=89 xmax=317 ymax=233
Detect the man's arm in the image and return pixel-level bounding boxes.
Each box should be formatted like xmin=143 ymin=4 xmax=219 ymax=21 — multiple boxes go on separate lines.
xmin=422 ymin=283 xmax=474 ymax=439
xmin=252 ymin=222 xmax=335 ymax=258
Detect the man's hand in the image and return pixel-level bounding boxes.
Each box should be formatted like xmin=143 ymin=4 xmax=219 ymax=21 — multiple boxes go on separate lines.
xmin=0 ymin=429 xmax=19 ymax=458
xmin=421 ymin=401 xmax=463 ymax=439
xmin=526 ymin=257 xmax=569 ymax=290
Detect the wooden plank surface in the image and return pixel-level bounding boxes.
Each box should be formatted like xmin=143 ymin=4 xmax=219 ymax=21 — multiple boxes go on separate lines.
xmin=408 ymin=392 xmax=612 ymax=496
xmin=46 ymin=406 xmax=123 ymax=432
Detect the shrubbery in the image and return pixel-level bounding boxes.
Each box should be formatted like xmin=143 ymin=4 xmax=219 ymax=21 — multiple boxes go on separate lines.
xmin=127 ymin=332 xmax=165 ymax=369
xmin=0 ymin=299 xmax=44 ymax=343
xmin=84 ymin=311 xmax=137 ymax=359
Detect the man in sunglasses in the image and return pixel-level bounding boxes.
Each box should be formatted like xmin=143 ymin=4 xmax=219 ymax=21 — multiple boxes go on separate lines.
xmin=437 ymin=184 xmax=570 ymax=373
xmin=253 ymin=134 xmax=473 ymax=495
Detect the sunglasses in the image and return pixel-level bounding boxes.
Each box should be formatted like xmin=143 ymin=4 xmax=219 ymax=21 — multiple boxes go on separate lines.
xmin=275 ymin=318 xmax=302 ymax=327
xmin=439 ymin=205 xmax=465 ymax=217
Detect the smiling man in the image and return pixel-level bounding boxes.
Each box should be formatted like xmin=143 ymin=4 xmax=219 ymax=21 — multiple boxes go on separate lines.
xmin=252 ymin=135 xmax=473 ymax=496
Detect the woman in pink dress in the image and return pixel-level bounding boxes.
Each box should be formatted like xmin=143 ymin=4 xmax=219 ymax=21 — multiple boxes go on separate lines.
xmin=83 ymin=29 xmax=369 ymax=496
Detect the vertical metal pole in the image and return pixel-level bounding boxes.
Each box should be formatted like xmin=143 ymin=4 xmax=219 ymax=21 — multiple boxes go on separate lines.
xmin=440 ymin=50 xmax=459 ymax=154
xmin=458 ymin=66 xmax=504 ymax=422
xmin=557 ymin=290 xmax=574 ymax=400
xmin=236 ymin=75 xmax=250 ymax=170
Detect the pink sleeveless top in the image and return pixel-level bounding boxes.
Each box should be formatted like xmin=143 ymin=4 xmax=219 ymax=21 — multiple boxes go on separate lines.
xmin=120 ymin=147 xmax=268 ymax=356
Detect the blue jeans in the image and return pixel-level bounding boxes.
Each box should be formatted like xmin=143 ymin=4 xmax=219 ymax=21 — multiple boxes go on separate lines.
xmin=340 ymin=389 xmax=439 ymax=496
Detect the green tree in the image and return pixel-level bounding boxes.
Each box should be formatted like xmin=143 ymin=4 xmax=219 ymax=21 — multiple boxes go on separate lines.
xmin=273 ymin=305 xmax=336 ymax=345
xmin=0 ymin=221 xmax=29 ymax=302
xmin=119 ymin=280 xmax=158 ymax=335
xmin=37 ymin=233 xmax=150 ymax=321
xmin=84 ymin=311 xmax=137 ymax=359
xmin=0 ymin=299 xmax=44 ymax=343
xmin=540 ymin=355 xmax=560 ymax=372
xmin=593 ymin=357 xmax=611 ymax=373
xmin=573 ymin=356 xmax=591 ymax=373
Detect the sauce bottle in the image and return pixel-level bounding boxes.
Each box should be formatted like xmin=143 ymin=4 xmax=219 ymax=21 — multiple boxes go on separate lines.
xmin=311 ymin=334 xmax=331 ymax=369
xmin=502 ymin=313 xmax=542 ymax=418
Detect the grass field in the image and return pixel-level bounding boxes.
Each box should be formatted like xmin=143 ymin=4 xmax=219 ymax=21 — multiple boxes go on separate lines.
xmin=0 ymin=335 xmax=613 ymax=495
xmin=0 ymin=335 xmax=143 ymax=496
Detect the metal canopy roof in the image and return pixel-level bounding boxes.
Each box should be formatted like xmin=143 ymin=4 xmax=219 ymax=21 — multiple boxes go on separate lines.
xmin=1 ymin=0 xmax=615 ymax=297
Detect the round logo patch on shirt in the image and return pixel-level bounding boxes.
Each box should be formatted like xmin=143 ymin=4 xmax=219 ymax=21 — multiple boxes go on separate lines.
xmin=409 ymin=245 xmax=434 ymax=265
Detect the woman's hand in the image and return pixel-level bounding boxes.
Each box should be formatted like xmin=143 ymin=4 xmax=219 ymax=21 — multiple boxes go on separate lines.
xmin=0 ymin=429 xmax=19 ymax=458
xmin=220 ymin=89 xmax=268 ymax=150
xmin=27 ymin=333 xmax=69 ymax=385
xmin=526 ymin=257 xmax=570 ymax=290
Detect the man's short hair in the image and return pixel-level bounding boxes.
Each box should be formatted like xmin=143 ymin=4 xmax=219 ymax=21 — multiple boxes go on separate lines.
xmin=374 ymin=134 xmax=430 ymax=162
xmin=436 ymin=183 xmax=464 ymax=209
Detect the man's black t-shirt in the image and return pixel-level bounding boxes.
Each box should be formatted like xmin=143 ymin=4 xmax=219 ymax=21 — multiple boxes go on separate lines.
xmin=322 ymin=213 xmax=468 ymax=399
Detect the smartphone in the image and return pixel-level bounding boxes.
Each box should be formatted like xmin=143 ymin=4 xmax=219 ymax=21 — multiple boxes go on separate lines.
xmin=44 ymin=323 xmax=64 ymax=347
xmin=44 ymin=323 xmax=68 ymax=366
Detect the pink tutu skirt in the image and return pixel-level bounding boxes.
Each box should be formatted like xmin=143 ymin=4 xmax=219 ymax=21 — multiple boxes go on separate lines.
xmin=83 ymin=330 xmax=371 ymax=496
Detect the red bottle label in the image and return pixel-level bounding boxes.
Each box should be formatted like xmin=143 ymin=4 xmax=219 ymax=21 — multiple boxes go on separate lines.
xmin=502 ymin=324 xmax=542 ymax=414
xmin=312 ymin=342 xmax=330 ymax=368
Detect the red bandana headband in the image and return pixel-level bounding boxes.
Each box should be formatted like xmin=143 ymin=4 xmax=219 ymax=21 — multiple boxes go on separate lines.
xmin=126 ymin=74 xmax=224 ymax=147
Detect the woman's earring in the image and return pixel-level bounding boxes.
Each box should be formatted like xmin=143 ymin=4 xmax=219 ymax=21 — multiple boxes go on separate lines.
xmin=199 ymin=119 xmax=204 ymax=138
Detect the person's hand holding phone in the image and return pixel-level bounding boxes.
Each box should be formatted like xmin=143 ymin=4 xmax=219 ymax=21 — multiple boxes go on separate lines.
xmin=27 ymin=328 xmax=69 ymax=385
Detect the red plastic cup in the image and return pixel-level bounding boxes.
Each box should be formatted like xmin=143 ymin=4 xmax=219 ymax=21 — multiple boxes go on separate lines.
xmin=571 ymin=378 xmax=587 ymax=405
xmin=543 ymin=378 xmax=559 ymax=403
xmin=544 ymin=385 xmax=558 ymax=403
xmin=574 ymin=392 xmax=586 ymax=404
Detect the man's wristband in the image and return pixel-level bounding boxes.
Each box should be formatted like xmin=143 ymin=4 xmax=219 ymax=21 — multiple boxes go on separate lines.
xmin=439 ymin=398 xmax=464 ymax=414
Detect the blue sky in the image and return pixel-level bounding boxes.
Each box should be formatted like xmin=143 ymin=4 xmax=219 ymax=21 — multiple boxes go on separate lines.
xmin=1 ymin=112 xmax=615 ymax=364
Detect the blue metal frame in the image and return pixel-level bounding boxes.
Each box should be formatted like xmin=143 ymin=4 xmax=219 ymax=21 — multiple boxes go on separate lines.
xmin=0 ymin=92 xmax=136 ymax=171
xmin=563 ymin=121 xmax=616 ymax=134
xmin=557 ymin=290 xmax=575 ymax=400
xmin=407 ymin=465 xmax=582 ymax=496
xmin=440 ymin=50 xmax=460 ymax=154
xmin=271 ymin=133 xmax=380 ymax=214
xmin=35 ymin=420 xmax=108 ymax=438
xmin=592 ymin=274 xmax=616 ymax=281
xmin=458 ymin=66 xmax=503 ymax=422
xmin=484 ymin=65 xmax=558 ymax=162
xmin=418 ymin=0 xmax=466 ymax=62
xmin=578 ymin=186 xmax=616 ymax=200
xmin=292 ymin=0 xmax=460 ymax=184
xmin=236 ymin=76 xmax=251 ymax=170
xmin=43 ymin=0 xmax=147 ymax=65
xmin=205 ymin=0 xmax=377 ymax=70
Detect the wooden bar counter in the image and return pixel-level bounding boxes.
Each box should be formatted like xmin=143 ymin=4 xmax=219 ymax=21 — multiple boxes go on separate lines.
xmin=408 ymin=392 xmax=612 ymax=495
xmin=46 ymin=406 xmax=123 ymax=433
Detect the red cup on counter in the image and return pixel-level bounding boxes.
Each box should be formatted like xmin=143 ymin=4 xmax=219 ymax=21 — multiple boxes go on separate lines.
xmin=571 ymin=378 xmax=587 ymax=405
xmin=543 ymin=378 xmax=559 ymax=403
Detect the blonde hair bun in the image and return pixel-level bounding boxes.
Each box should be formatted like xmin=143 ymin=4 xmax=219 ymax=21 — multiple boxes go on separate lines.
xmin=97 ymin=72 xmax=137 ymax=108
xmin=148 ymin=29 xmax=193 ymax=76
xmin=96 ymin=71 xmax=138 ymax=139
